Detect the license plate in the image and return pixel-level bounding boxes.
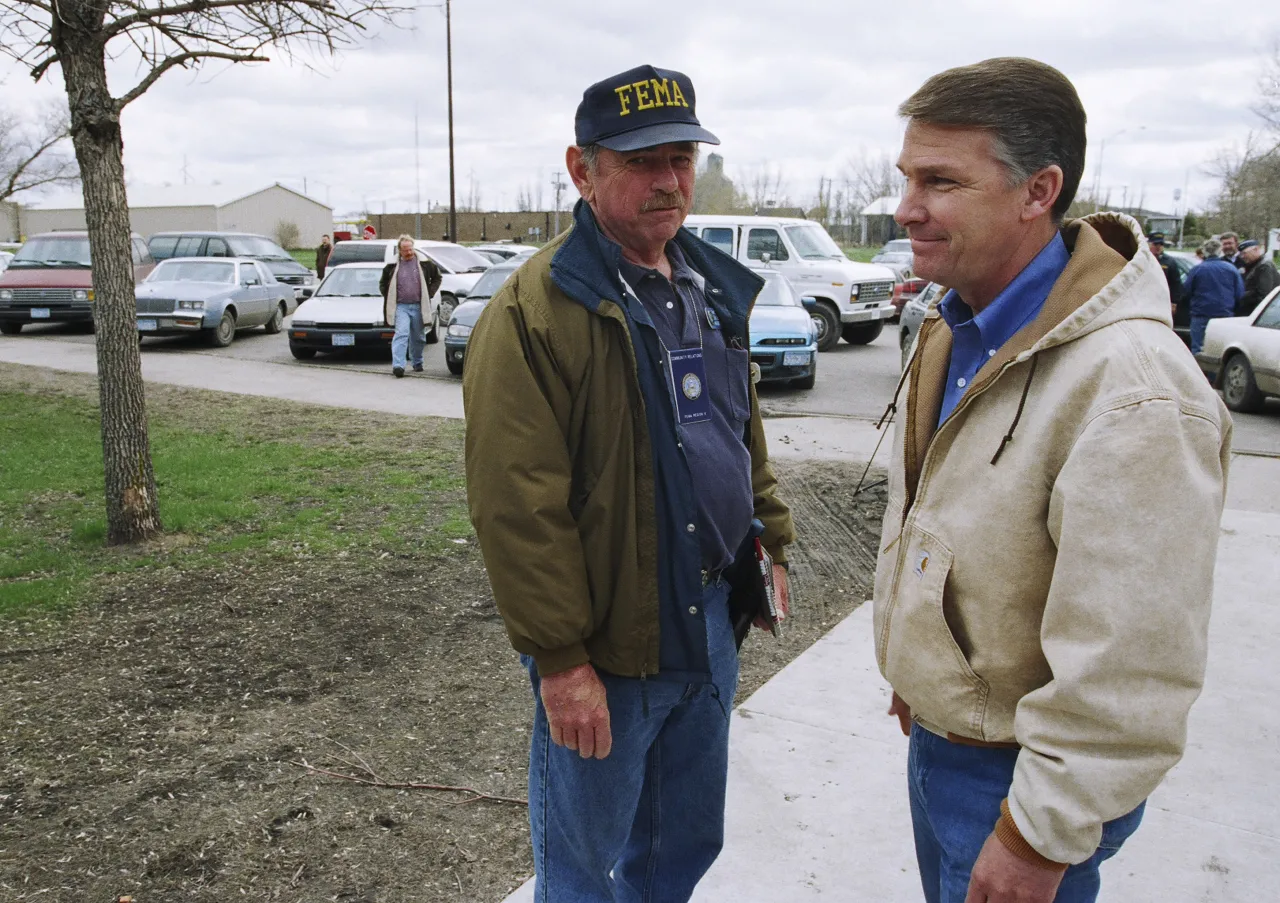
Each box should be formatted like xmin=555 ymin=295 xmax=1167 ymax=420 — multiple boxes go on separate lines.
xmin=331 ymin=333 xmax=356 ymax=346
xmin=138 ymin=318 xmax=158 ymax=331
xmin=783 ymin=350 xmax=810 ymax=366
xmin=30 ymin=308 xmax=50 ymax=319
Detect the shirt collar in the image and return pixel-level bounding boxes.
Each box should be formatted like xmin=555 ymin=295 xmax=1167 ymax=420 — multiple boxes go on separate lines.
xmin=938 ymin=232 xmax=1070 ymax=348
xmin=618 ymin=239 xmax=697 ymax=287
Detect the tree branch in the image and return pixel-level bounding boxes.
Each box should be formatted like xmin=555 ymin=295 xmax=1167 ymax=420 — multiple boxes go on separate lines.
xmin=290 ymin=761 xmax=529 ymax=806
xmin=115 ymin=49 xmax=268 ymax=110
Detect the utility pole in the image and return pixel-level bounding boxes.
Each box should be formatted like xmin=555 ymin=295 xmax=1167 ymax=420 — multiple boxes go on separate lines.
xmin=415 ymin=103 xmax=422 ymax=239
xmin=446 ymin=0 xmax=457 ymax=244
xmin=551 ymin=171 xmax=567 ymax=236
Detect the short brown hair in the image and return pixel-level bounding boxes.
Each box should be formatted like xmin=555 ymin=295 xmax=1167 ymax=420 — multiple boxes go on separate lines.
xmin=899 ymin=58 xmax=1087 ymax=222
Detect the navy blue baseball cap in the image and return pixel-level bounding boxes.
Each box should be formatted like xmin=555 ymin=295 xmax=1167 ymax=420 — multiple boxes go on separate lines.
xmin=575 ymin=64 xmax=720 ymax=152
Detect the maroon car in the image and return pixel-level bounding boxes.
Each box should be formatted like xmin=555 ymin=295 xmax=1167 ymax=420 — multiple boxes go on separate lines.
xmin=0 ymin=232 xmax=155 ymax=334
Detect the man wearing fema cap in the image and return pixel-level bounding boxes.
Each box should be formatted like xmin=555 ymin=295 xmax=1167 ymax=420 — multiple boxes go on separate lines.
xmin=463 ymin=65 xmax=795 ymax=900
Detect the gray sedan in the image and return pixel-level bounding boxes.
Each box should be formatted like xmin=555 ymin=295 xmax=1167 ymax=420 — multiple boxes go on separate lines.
xmin=899 ymin=281 xmax=944 ymax=369
xmin=135 ymin=257 xmax=295 ymax=347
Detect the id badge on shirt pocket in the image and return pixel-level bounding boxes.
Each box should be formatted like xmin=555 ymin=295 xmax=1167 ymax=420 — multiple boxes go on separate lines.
xmin=668 ymin=347 xmax=712 ymax=425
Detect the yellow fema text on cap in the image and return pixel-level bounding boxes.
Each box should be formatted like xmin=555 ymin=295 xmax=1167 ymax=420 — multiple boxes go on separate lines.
xmin=615 ymin=78 xmax=690 ymax=116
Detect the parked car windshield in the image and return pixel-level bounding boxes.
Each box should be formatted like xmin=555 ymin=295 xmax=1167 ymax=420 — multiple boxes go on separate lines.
xmin=883 ymin=239 xmax=912 ymax=253
xmin=873 ymin=251 xmax=913 ymax=265
xmin=466 ymin=264 xmax=519 ymax=300
xmin=10 ymin=236 xmax=92 ymax=267
xmin=148 ymin=260 xmax=236 ymax=283
xmin=316 ymin=267 xmax=383 ymax=297
xmin=784 ymin=224 xmax=845 ymax=261
xmin=422 ymin=245 xmax=491 ymax=274
xmin=227 ymin=236 xmax=292 ymax=260
xmin=755 ymin=273 xmax=803 ymax=307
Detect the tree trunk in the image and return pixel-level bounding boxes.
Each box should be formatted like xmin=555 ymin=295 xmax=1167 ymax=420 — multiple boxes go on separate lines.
xmin=58 ymin=29 xmax=162 ymax=545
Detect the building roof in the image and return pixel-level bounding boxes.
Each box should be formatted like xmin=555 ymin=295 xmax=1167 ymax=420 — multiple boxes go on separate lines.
xmin=861 ymin=196 xmax=901 ymax=217
xmin=26 ymin=182 xmax=329 ymax=212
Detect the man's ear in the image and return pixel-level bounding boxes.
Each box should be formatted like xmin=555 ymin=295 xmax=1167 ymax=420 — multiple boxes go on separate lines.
xmin=1022 ymin=165 xmax=1064 ymax=222
xmin=567 ymin=145 xmax=594 ymax=205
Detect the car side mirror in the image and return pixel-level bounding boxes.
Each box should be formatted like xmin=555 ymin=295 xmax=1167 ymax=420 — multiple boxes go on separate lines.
xmin=801 ymin=296 xmax=818 ymax=310
xmin=243 ymin=277 xmax=259 ymax=286
xmin=761 ymin=252 xmax=772 ymax=265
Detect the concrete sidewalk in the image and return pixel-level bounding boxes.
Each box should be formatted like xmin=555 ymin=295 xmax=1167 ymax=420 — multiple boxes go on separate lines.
xmin=504 ymin=458 xmax=1280 ymax=903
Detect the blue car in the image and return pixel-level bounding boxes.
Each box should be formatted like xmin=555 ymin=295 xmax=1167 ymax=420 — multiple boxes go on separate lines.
xmin=135 ymin=257 xmax=295 ymax=347
xmin=749 ymin=269 xmax=819 ymax=389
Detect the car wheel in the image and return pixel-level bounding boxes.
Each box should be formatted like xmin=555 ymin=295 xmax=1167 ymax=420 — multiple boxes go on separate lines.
xmin=812 ymin=302 xmax=840 ymax=352
xmin=446 ymin=356 xmax=464 ymax=376
xmin=842 ymin=321 xmax=884 ymax=345
xmin=207 ymin=309 xmax=236 ymax=347
xmin=0 ymin=322 xmax=22 ymax=335
xmin=438 ymin=293 xmax=457 ymax=325
xmin=792 ymin=358 xmax=816 ymax=390
xmin=1221 ymin=353 xmax=1266 ymax=413
xmin=290 ymin=344 xmax=317 ymax=360
xmin=263 ymin=303 xmax=286 ymax=335
xmin=425 ymin=308 xmax=441 ymax=345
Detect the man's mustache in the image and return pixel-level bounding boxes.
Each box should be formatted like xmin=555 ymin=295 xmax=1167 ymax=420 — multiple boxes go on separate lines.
xmin=640 ymin=191 xmax=684 ymax=213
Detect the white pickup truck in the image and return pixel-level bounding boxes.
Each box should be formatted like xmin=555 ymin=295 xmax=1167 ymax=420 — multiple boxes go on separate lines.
xmin=684 ymin=215 xmax=897 ymax=351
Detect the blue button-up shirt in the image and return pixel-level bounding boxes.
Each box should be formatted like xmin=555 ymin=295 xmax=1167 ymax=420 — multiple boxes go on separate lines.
xmin=936 ymin=233 xmax=1070 ymax=425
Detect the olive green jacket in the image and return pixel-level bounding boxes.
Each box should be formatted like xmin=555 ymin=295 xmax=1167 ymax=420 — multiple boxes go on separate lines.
xmin=463 ymin=226 xmax=795 ymax=678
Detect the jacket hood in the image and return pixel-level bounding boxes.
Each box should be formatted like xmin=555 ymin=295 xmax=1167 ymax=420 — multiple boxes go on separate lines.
xmin=1029 ymin=212 xmax=1173 ymax=353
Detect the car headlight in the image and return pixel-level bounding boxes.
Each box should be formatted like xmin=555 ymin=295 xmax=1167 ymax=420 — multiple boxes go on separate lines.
xmin=447 ymin=323 xmax=473 ymax=338
xmin=73 ymin=289 xmax=94 ymax=302
xmin=177 ymin=299 xmax=205 ymax=310
xmin=0 ymin=289 xmax=11 ymax=301
xmin=291 ymin=320 xmax=316 ymax=328
xmin=850 ymin=284 xmax=860 ymax=300
xmin=304 ymin=274 xmax=315 ymax=284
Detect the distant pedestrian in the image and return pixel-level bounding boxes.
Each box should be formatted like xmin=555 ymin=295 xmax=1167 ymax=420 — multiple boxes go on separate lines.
xmin=1236 ymin=239 xmax=1278 ymax=316
xmin=1183 ymin=237 xmax=1243 ymax=353
xmin=1147 ymin=232 xmax=1182 ymax=314
xmin=380 ymin=235 xmax=442 ymax=378
xmin=316 ymin=234 xmax=332 ymax=280
xmin=882 ymin=57 xmax=1230 ymax=903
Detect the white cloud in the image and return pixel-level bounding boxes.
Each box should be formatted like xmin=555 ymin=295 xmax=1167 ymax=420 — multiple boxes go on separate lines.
xmin=1 ymin=0 xmax=1275 ymax=222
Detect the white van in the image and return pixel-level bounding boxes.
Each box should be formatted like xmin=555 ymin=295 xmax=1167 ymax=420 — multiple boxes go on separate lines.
xmin=683 ymin=215 xmax=896 ymax=351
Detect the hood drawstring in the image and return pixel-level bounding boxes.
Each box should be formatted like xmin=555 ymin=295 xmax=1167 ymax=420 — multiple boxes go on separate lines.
xmin=991 ymin=355 xmax=1039 ymax=465
xmin=876 ymin=359 xmax=914 ymax=430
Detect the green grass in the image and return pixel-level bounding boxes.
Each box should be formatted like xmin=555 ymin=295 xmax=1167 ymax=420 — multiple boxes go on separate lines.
xmin=841 ymin=246 xmax=879 ymax=263
xmin=0 ymin=386 xmax=470 ymax=616
xmin=290 ymin=248 xmax=317 ymax=270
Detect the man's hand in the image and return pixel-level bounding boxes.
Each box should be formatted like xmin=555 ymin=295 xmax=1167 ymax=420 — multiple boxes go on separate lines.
xmin=888 ymin=691 xmax=911 ymax=736
xmin=539 ymin=662 xmax=612 ymax=759
xmin=753 ymin=563 xmax=790 ymax=630
xmin=964 ymin=832 xmax=1065 ymax=903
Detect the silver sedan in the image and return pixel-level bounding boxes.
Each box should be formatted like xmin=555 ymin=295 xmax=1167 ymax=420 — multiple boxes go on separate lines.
xmin=135 ymin=257 xmax=296 ymax=347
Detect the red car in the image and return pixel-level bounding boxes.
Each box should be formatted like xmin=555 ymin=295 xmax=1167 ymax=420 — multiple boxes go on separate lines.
xmin=891 ymin=276 xmax=928 ymax=320
xmin=0 ymin=232 xmax=155 ymax=334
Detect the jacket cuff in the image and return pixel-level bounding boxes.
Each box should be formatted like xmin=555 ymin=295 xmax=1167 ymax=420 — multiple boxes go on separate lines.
xmin=530 ymin=642 xmax=591 ymax=678
xmin=995 ymin=800 xmax=1069 ymax=873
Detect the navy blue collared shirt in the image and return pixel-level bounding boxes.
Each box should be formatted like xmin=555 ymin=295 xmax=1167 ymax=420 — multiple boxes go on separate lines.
xmin=936 ymin=233 xmax=1070 ymax=425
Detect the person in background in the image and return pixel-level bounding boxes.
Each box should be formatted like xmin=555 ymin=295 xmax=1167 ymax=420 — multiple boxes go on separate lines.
xmin=379 ymin=234 xmax=442 ymax=378
xmin=1147 ymin=232 xmax=1182 ymax=314
xmin=316 ymin=234 xmax=332 ymax=280
xmin=1219 ymin=231 xmax=1240 ymax=269
xmin=1236 ymin=239 xmax=1278 ymax=317
xmin=1183 ymin=237 xmax=1244 ymax=353
xmin=881 ymin=56 xmax=1231 ymax=903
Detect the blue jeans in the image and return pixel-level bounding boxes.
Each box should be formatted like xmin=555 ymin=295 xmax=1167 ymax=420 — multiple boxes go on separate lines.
xmin=524 ymin=581 xmax=738 ymax=903
xmin=908 ymin=724 xmax=1145 ymax=903
xmin=391 ymin=303 xmax=424 ymax=369
xmin=1189 ymin=314 xmax=1212 ymax=354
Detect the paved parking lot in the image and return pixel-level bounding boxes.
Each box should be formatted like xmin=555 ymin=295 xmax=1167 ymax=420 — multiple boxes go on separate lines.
xmin=6 ymin=316 xmax=1280 ymax=455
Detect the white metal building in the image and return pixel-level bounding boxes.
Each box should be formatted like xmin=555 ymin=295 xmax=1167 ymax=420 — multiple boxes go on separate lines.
xmin=19 ymin=183 xmax=332 ymax=248
xmin=0 ymin=202 xmax=19 ymax=242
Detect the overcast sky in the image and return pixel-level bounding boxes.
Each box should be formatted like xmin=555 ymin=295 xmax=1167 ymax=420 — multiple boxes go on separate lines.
xmin=2 ymin=0 xmax=1278 ymax=225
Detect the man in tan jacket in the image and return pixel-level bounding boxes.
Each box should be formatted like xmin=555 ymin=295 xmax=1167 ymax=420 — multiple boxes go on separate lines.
xmin=875 ymin=58 xmax=1231 ymax=903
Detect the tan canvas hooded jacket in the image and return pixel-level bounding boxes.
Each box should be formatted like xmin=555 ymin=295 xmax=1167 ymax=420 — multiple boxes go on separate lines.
xmin=873 ymin=212 xmax=1232 ymax=865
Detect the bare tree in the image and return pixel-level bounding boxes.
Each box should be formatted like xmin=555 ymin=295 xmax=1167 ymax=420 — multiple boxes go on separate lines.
xmin=1253 ymin=39 xmax=1280 ymax=135
xmin=0 ymin=101 xmax=79 ymax=205
xmin=838 ymin=149 xmax=903 ymax=216
xmin=1 ymin=0 xmax=406 ymax=544
xmin=744 ymin=163 xmax=786 ymax=212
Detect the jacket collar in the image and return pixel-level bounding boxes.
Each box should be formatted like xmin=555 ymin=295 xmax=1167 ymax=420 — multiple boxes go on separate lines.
xmin=550 ymin=199 xmax=763 ymax=338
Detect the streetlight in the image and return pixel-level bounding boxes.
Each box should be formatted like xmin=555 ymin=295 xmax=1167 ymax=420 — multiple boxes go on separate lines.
xmin=445 ymin=0 xmax=456 ymax=243
xmin=1092 ymin=125 xmax=1145 ymax=213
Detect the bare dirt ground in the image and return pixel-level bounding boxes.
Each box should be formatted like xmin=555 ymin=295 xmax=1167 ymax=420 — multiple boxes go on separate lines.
xmin=0 ymin=368 xmax=886 ymax=903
